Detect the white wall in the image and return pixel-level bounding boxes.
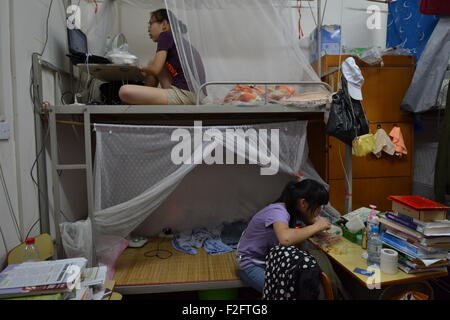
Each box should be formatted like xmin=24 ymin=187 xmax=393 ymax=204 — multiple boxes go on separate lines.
xmin=0 ymin=0 xmax=74 ymax=266
xmin=117 ymin=0 xmax=387 ymax=69
xmin=297 ymin=0 xmax=388 ymax=52
xmin=0 ymin=0 xmax=21 ymax=267
xmin=118 ymin=0 xmax=165 ymax=66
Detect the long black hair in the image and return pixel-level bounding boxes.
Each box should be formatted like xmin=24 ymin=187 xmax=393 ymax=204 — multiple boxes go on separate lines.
xmin=275 ymin=179 xmax=329 ymax=227
xmin=150 ymin=9 xmax=187 ymax=34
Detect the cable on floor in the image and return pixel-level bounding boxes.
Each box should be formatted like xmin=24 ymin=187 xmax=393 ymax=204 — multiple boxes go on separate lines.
xmin=144 ymin=237 xmax=173 ymax=260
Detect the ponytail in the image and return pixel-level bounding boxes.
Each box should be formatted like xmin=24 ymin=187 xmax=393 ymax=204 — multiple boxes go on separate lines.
xmin=275 ymin=179 xmax=329 ymax=227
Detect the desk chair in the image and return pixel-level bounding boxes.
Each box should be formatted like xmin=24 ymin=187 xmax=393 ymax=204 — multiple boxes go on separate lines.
xmin=378 ymin=281 xmax=434 ymax=300
xmin=320 ymin=272 xmax=334 ymax=300
xmin=7 ymin=234 xmax=54 ymax=265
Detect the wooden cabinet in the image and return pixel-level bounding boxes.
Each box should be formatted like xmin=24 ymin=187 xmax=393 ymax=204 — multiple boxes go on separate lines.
xmin=328 ymin=122 xmax=414 ymax=180
xmin=309 ymin=55 xmax=415 ymax=214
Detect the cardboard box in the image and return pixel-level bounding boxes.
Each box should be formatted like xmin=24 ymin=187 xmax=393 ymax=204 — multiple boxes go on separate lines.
xmin=310 ymin=25 xmax=342 ymax=62
xmin=388 ymin=195 xmax=449 ymax=222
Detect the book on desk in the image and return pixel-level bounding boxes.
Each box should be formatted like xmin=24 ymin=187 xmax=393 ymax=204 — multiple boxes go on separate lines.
xmin=0 ymin=258 xmax=87 ymax=299
xmin=379 ymin=211 xmax=450 ymax=274
xmin=0 ymin=258 xmax=110 ymax=300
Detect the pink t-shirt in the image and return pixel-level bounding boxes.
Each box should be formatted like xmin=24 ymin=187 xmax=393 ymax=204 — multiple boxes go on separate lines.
xmin=237 ymin=204 xmax=290 ymax=269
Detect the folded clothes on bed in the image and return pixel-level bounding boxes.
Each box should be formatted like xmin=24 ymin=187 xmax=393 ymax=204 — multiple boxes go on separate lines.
xmin=203 ymin=239 xmax=233 ymax=255
xmin=172 ymin=228 xmax=233 ymax=255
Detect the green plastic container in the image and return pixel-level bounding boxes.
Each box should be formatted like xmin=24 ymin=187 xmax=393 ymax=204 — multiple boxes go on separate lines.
xmin=342 ymin=226 xmax=362 ymax=244
xmin=198 ymin=288 xmax=238 ymax=300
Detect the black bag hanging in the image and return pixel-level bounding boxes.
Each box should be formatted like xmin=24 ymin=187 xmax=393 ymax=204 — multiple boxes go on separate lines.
xmin=326 ymin=77 xmax=369 ymax=145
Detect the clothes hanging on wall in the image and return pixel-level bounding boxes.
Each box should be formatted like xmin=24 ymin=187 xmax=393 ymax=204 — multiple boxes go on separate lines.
xmin=373 ymin=128 xmax=396 ymax=158
xmin=389 ymin=126 xmax=408 ymax=156
xmin=387 ymin=0 xmax=439 ymax=62
xmin=401 ymin=16 xmax=450 ymax=113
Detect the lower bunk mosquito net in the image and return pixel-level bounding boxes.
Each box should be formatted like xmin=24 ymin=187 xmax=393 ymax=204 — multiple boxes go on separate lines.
xmin=60 ymin=121 xmax=340 ymax=268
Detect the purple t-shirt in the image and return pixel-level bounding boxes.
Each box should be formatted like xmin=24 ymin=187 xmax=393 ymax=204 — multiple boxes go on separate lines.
xmin=157 ymin=31 xmax=189 ymax=91
xmin=237 ymin=204 xmax=290 ymax=269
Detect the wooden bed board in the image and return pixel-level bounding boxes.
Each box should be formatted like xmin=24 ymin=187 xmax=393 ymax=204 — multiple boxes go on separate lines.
xmin=113 ymin=238 xmax=246 ymax=295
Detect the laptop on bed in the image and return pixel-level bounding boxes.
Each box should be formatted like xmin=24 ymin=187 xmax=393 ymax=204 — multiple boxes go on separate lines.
xmin=67 ymin=28 xmax=111 ymax=65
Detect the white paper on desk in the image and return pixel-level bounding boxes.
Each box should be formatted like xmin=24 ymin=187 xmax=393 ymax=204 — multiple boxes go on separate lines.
xmin=343 ymin=207 xmax=379 ymax=222
xmin=420 ymin=258 xmax=444 ymax=267
xmin=81 ymin=266 xmax=107 ymax=287
xmin=92 ymin=289 xmax=106 ymax=300
xmin=0 ymin=258 xmax=87 ymax=289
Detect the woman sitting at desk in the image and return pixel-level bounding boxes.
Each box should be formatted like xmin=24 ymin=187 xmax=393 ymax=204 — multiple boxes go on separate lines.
xmin=237 ymin=179 xmax=349 ymax=299
xmin=119 ymin=9 xmax=197 ymax=105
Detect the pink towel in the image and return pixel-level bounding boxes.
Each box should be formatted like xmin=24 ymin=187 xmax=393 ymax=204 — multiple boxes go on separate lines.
xmin=389 ymin=126 xmax=408 ymax=156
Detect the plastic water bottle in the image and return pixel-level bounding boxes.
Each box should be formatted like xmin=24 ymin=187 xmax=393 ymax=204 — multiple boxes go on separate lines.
xmin=23 ymin=238 xmax=40 ymax=262
xmin=367 ymin=226 xmax=382 ymax=266
xmin=366 ymin=205 xmax=379 ymax=237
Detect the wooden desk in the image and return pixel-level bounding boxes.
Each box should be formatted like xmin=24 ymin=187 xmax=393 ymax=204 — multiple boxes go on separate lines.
xmin=76 ymin=64 xmax=145 ymax=82
xmin=311 ymin=237 xmax=448 ymax=288
xmin=103 ymin=280 xmax=123 ymax=301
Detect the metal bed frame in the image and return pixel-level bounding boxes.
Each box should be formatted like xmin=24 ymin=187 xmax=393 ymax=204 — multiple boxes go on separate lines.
xmin=24 ymin=1 xmax=356 ymax=296
xmin=32 ymin=53 xmax=333 ymax=296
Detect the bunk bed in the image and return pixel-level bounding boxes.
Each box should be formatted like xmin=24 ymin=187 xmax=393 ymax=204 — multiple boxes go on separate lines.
xmin=28 ymin=0 xmax=347 ymax=295
xmin=33 ymin=52 xmax=335 ymax=295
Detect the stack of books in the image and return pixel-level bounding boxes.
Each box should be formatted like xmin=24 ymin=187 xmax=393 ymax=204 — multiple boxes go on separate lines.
xmin=73 ymin=265 xmax=109 ymax=300
xmin=379 ymin=211 xmax=450 ymax=274
xmin=0 ymin=258 xmax=109 ymax=300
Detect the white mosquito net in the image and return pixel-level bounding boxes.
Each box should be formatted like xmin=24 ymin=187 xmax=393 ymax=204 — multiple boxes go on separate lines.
xmin=61 ymin=121 xmax=340 ymax=266
xmin=166 ymin=0 xmax=328 ymax=103
xmin=79 ymin=0 xmax=328 ymax=104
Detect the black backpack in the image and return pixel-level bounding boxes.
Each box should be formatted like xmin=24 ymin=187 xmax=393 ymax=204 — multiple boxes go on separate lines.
xmin=326 ymin=77 xmax=370 ymax=146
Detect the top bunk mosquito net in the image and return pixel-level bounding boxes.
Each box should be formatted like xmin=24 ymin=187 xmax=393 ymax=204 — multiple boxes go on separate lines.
xmin=60 ymin=0 xmax=338 ymax=268
xmin=77 ymin=0 xmax=331 ymax=106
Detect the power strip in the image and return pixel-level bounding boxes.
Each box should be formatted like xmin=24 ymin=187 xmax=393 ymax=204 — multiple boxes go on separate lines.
xmin=128 ymin=236 xmax=148 ymax=248
xmin=158 ymin=232 xmax=174 ymax=239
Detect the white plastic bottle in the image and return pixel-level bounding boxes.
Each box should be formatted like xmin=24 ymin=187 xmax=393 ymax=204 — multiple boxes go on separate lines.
xmin=23 ymin=238 xmax=40 ymax=262
xmin=366 ymin=205 xmax=379 ymax=237
xmin=367 ymin=226 xmax=382 ymax=266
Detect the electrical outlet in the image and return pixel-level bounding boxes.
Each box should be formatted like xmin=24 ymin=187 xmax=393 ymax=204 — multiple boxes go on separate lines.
xmin=0 ymin=122 xmax=10 ymax=140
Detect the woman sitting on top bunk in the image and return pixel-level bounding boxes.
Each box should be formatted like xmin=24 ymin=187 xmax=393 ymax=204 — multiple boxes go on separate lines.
xmin=119 ymin=9 xmax=200 ymax=105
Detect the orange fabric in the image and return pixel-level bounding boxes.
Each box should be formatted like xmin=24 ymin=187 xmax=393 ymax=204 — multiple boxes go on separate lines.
xmin=223 ymin=85 xmax=296 ymax=104
xmin=389 ymin=126 xmax=408 ymax=156
xmin=390 ymin=291 xmax=429 ymax=300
